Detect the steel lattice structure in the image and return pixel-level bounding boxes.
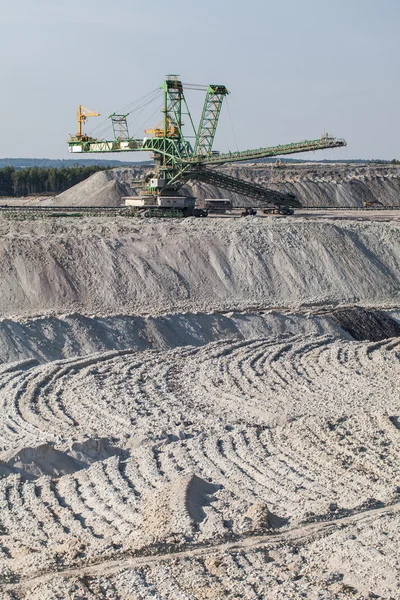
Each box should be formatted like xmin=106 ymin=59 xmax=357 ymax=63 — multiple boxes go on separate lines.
xmin=68 ymin=76 xmax=347 ymax=208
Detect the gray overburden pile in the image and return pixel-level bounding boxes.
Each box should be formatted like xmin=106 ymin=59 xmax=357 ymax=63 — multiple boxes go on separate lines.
xmin=49 ymin=162 xmax=400 ymax=208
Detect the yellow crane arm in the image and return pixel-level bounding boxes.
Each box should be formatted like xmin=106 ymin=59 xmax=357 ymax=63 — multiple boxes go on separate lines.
xmin=77 ymin=105 xmax=100 ymax=138
xmin=145 ymin=116 xmax=180 ymax=138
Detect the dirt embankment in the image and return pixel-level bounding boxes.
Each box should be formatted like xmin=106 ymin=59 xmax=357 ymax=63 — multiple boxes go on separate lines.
xmin=0 ymin=218 xmax=399 ymax=319
xmin=184 ymin=162 xmax=400 ymax=207
xmin=0 ymin=310 xmax=350 ymax=363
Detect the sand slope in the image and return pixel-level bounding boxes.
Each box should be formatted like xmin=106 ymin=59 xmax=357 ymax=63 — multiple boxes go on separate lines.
xmin=0 ymin=310 xmax=351 ymax=363
xmin=0 ymin=218 xmax=399 ymax=319
xmin=51 ymin=171 xmax=127 ymax=207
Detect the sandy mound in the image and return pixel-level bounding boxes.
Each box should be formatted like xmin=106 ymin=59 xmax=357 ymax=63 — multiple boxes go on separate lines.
xmin=0 ymin=438 xmax=122 ymax=480
xmin=0 ymin=443 xmax=79 ymax=479
xmin=67 ymin=437 xmax=121 ymax=463
xmin=49 ymin=171 xmax=127 ymax=207
xmin=0 ymin=309 xmax=351 ymax=363
xmin=240 ymin=502 xmax=287 ymax=531
xmin=141 ymin=474 xmax=219 ymax=542
xmin=0 ymin=307 xmax=397 ymax=365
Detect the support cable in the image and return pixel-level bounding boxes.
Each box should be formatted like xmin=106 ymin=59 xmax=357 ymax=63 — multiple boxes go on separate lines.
xmin=133 ymin=102 xmax=164 ymax=138
xmin=226 ymin=98 xmax=239 ymax=152
xmin=90 ymin=90 xmax=162 ymax=140
xmin=88 ymin=89 xmax=161 ymax=138
xmin=115 ymin=88 xmax=160 ymax=115
xmin=127 ymin=93 xmax=163 ymax=134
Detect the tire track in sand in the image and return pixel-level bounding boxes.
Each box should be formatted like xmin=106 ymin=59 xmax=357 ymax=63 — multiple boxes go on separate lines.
xmin=4 ymin=499 xmax=400 ymax=594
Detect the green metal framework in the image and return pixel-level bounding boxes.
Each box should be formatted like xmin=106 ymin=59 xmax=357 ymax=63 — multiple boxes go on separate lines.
xmin=193 ymin=85 xmax=229 ymax=156
xmin=187 ymin=135 xmax=347 ymax=165
xmin=110 ymin=113 xmax=130 ymax=140
xmin=162 ymin=77 xmax=183 ymax=137
xmin=181 ymin=169 xmax=301 ymax=208
xmin=68 ymin=76 xmax=347 ymax=207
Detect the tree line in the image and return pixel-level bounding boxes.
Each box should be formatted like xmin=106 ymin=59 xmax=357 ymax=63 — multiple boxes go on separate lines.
xmin=0 ymin=166 xmax=110 ymax=197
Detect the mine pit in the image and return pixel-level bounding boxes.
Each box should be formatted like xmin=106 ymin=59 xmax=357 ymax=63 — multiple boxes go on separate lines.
xmin=0 ymin=194 xmax=399 ymax=598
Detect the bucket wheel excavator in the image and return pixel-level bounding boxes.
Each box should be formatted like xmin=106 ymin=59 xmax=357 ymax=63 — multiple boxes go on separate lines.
xmin=68 ymin=75 xmax=346 ymax=213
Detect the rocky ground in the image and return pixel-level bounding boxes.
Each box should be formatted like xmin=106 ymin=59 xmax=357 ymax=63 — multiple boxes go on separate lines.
xmin=0 ymin=214 xmax=398 ymax=599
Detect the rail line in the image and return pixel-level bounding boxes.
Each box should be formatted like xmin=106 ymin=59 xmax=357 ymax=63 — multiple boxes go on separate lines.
xmin=300 ymin=205 xmax=400 ymax=211
xmin=0 ymin=205 xmax=398 ymax=218
xmin=0 ymin=205 xmax=399 ymax=211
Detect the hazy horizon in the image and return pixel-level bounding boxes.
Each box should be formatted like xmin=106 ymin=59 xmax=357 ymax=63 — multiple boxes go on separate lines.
xmin=0 ymin=0 xmax=398 ymax=162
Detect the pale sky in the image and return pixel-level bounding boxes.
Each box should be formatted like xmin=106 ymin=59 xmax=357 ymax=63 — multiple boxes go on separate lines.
xmin=0 ymin=0 xmax=399 ymax=161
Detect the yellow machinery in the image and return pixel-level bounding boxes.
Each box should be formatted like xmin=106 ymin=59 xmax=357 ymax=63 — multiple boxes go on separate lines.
xmin=77 ymin=105 xmax=100 ymax=139
xmin=145 ymin=117 xmax=179 ymax=138
xmin=363 ymin=200 xmax=383 ymax=208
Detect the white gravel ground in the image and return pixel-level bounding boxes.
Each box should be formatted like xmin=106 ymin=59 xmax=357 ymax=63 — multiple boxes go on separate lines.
xmin=0 ymin=334 xmax=399 ymax=598
xmin=0 ymin=216 xmax=399 ymax=599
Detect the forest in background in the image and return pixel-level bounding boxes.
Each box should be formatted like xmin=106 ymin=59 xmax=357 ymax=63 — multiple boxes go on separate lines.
xmin=0 ymin=158 xmax=398 ymax=197
xmin=0 ymin=158 xmax=147 ymax=169
xmin=0 ymin=166 xmax=111 ymax=197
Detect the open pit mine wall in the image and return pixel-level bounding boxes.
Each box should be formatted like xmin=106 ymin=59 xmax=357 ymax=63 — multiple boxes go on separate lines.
xmin=0 ymin=218 xmax=399 ymax=320
xmin=182 ymin=163 xmax=400 ymax=207
xmin=103 ymin=163 xmax=400 ymax=208
xmin=52 ymin=163 xmax=400 ymax=208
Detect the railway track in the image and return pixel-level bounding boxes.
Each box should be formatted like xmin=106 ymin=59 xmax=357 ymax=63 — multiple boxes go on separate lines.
xmin=301 ymin=205 xmax=400 ymax=210
xmin=0 ymin=205 xmax=136 ymax=213
xmin=0 ymin=205 xmax=398 ymax=218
